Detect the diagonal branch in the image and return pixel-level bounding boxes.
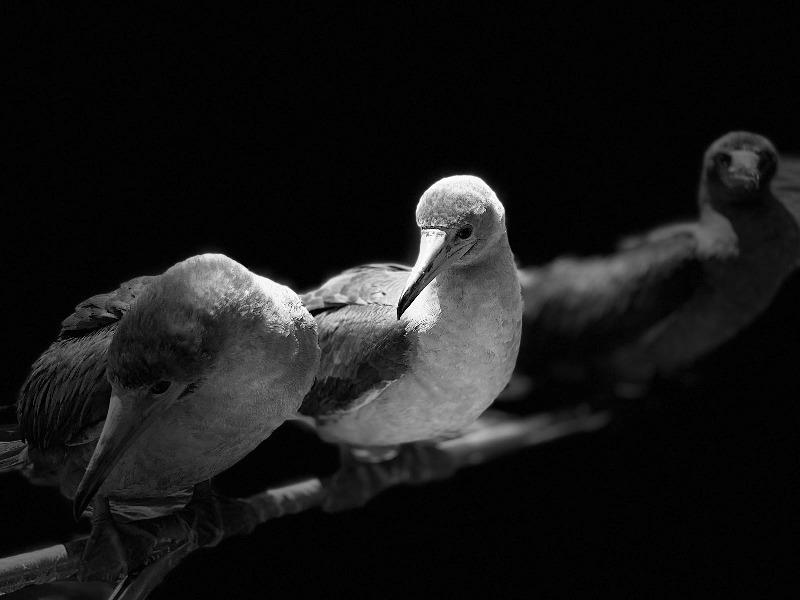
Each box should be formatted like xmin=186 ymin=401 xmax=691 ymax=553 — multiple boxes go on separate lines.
xmin=0 ymin=408 xmax=610 ymax=598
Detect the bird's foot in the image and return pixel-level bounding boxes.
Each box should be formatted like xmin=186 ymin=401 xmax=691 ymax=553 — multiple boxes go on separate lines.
xmin=78 ymin=498 xmax=160 ymax=584
xmin=100 ymin=484 xmax=233 ymax=600
xmin=179 ymin=480 xmax=230 ymax=549
xmin=323 ymin=443 xmax=458 ymax=513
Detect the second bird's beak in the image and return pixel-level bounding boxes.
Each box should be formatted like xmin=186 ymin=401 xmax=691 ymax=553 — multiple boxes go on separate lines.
xmin=397 ymin=228 xmax=476 ymax=319
xmin=722 ymin=150 xmax=761 ymax=193
xmin=72 ymin=388 xmax=178 ymax=520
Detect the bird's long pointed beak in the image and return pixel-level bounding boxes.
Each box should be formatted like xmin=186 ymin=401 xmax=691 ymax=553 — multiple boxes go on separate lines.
xmin=723 ymin=150 xmax=761 ymax=192
xmin=397 ymin=228 xmax=475 ymax=319
xmin=72 ymin=392 xmax=170 ymax=520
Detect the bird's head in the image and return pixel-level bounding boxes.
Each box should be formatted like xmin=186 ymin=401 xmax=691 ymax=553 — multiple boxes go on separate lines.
xmin=702 ymin=131 xmax=778 ymax=205
xmin=73 ymin=253 xmax=264 ymax=518
xmin=397 ymin=175 xmax=507 ymax=318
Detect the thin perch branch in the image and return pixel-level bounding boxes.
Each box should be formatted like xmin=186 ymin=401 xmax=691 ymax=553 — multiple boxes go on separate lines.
xmin=0 ymin=408 xmax=610 ymax=598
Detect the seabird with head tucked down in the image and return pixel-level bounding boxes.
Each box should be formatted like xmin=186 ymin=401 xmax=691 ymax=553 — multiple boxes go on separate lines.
xmin=3 ymin=253 xmax=319 ymax=578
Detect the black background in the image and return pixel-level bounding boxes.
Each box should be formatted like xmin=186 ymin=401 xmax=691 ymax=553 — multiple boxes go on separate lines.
xmin=3 ymin=5 xmax=800 ymax=598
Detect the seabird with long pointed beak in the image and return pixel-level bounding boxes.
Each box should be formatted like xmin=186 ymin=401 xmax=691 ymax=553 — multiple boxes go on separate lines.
xmin=3 ymin=253 xmax=319 ymax=576
xmin=299 ymin=175 xmax=522 ymax=455
xmin=514 ymin=131 xmax=800 ymax=393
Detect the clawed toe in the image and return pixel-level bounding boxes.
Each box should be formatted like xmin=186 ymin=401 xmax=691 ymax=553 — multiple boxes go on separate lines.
xmin=78 ymin=500 xmax=158 ymax=583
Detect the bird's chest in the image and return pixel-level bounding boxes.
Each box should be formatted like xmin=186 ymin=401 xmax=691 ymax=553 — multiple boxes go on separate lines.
xmin=694 ymin=214 xmax=796 ymax=327
xmin=412 ymin=290 xmax=522 ymax=397
xmin=707 ymin=219 xmax=797 ymax=305
xmin=644 ymin=212 xmax=798 ymax=366
xmin=105 ymin=389 xmax=283 ymax=499
xmin=343 ymin=273 xmax=522 ymax=445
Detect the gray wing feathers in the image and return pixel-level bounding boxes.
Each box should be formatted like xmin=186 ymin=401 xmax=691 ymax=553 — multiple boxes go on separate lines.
xmin=59 ymin=276 xmax=154 ymax=338
xmin=299 ymin=264 xmax=413 ymax=418
xmin=18 ymin=276 xmax=154 ymax=449
xmin=521 ymin=233 xmax=702 ymax=356
xmin=300 ymin=264 xmax=410 ymax=314
xmin=18 ymin=331 xmax=113 ymax=449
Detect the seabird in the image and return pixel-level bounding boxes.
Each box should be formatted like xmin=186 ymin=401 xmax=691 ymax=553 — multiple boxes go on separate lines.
xmin=2 ymin=253 xmax=319 ymax=577
xmin=515 ymin=131 xmax=800 ymax=393
xmin=299 ymin=175 xmax=522 ymax=468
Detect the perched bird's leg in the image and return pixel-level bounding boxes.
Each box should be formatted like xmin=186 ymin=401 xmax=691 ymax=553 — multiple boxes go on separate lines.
xmin=105 ymin=483 xmax=236 ymax=600
xmin=323 ymin=443 xmax=459 ymax=512
xmin=78 ymin=497 xmax=158 ymax=583
xmin=180 ymin=480 xmax=227 ymax=549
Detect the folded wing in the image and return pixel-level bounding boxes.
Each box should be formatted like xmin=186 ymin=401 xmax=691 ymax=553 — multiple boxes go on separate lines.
xmin=520 ymin=233 xmax=702 ymax=359
xmin=18 ymin=276 xmax=155 ymax=450
xmin=299 ymin=264 xmax=413 ymax=418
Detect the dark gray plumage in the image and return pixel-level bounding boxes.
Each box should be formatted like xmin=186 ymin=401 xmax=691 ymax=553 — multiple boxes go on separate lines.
xmin=519 ymin=234 xmax=702 ymax=360
xmin=11 ymin=277 xmax=153 ymax=493
xmin=515 ymin=132 xmax=800 ymax=390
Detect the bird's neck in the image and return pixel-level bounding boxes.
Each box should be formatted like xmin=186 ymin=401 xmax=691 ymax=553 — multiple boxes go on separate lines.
xmin=407 ymin=234 xmax=521 ymax=327
xmin=696 ymin=185 xmax=798 ymax=263
xmin=699 ymin=183 xmax=781 ymax=230
xmin=698 ymin=179 xmax=774 ymax=220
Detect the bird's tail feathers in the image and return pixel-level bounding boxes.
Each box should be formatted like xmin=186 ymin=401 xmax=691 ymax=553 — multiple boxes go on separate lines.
xmin=0 ymin=439 xmax=28 ymax=472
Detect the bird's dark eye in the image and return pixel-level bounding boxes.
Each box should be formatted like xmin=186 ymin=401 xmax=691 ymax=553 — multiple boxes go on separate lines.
xmin=149 ymin=380 xmax=171 ymax=395
xmin=715 ymin=152 xmax=732 ymax=168
xmin=456 ymin=225 xmax=473 ymax=239
xmin=178 ymin=382 xmax=199 ymax=399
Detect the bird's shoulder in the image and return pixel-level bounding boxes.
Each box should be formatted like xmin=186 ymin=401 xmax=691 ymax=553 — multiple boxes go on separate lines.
xmin=522 ymin=232 xmax=702 ymax=347
xmin=299 ymin=264 xmax=414 ymax=418
xmin=300 ymin=263 xmax=411 ymax=313
xmin=19 ymin=275 xmax=156 ymax=450
xmin=59 ymin=275 xmax=156 ymax=339
xmin=616 ymin=221 xmax=699 ymax=251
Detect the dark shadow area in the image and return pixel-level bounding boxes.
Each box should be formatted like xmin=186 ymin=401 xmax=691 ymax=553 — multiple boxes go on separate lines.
xmin=2 ymin=5 xmax=799 ymax=598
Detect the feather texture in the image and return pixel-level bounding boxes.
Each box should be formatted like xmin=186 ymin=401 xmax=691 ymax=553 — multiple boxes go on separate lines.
xmin=299 ymin=264 xmax=412 ymax=418
xmin=0 ymin=440 xmax=26 ymax=471
xmin=17 ymin=277 xmax=154 ymax=450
